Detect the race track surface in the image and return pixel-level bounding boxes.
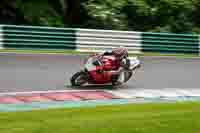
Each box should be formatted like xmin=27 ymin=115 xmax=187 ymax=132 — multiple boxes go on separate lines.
xmin=0 ymin=53 xmax=200 ymax=93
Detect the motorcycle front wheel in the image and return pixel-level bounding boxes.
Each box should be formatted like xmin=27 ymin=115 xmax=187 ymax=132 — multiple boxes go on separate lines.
xmin=123 ymin=70 xmax=133 ymax=83
xmin=70 ymin=71 xmax=88 ymax=86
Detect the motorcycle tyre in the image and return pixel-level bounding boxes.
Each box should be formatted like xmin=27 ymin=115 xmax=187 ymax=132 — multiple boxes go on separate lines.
xmin=71 ymin=71 xmax=88 ymax=86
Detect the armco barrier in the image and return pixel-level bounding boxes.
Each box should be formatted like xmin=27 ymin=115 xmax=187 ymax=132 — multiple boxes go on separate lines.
xmin=0 ymin=25 xmax=199 ymax=55
xmin=2 ymin=25 xmax=77 ymax=50
xmin=142 ymin=32 xmax=199 ymax=54
xmin=0 ymin=25 xmax=3 ymax=49
xmin=75 ymin=28 xmax=142 ymax=53
xmin=199 ymin=35 xmax=200 ymax=54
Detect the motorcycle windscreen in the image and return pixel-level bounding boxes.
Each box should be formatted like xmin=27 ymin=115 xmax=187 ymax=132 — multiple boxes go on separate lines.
xmin=128 ymin=57 xmax=140 ymax=70
xmin=85 ymin=58 xmax=101 ymax=71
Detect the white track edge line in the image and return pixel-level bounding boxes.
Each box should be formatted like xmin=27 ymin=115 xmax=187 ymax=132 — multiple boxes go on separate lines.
xmin=0 ymin=89 xmax=106 ymax=96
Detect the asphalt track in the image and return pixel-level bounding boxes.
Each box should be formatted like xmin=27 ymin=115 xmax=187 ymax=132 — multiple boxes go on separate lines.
xmin=0 ymin=53 xmax=200 ymax=93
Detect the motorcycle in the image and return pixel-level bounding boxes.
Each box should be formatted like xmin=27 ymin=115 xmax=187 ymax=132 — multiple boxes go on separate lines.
xmin=70 ymin=50 xmax=141 ymax=87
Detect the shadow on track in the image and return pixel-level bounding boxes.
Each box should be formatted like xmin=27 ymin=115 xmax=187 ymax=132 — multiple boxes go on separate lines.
xmin=64 ymin=84 xmax=130 ymax=90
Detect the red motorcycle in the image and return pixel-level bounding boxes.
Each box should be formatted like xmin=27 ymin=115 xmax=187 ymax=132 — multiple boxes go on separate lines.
xmin=70 ymin=48 xmax=141 ymax=86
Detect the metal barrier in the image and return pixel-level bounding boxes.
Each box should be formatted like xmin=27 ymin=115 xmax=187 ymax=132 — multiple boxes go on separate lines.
xmin=75 ymin=28 xmax=142 ymax=53
xmin=2 ymin=25 xmax=77 ymax=50
xmin=0 ymin=25 xmax=199 ymax=55
xmin=142 ymin=32 xmax=199 ymax=54
xmin=0 ymin=25 xmax=3 ymax=49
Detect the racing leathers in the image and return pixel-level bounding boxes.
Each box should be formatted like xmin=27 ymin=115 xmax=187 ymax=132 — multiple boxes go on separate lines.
xmin=90 ymin=48 xmax=128 ymax=84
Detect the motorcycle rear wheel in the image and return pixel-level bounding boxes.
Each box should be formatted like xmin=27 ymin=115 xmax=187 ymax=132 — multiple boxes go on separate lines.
xmin=70 ymin=71 xmax=88 ymax=86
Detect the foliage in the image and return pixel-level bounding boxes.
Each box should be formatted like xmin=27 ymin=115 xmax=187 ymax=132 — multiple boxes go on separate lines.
xmin=82 ymin=0 xmax=128 ymax=30
xmin=17 ymin=0 xmax=64 ymax=26
xmin=0 ymin=0 xmax=200 ymax=33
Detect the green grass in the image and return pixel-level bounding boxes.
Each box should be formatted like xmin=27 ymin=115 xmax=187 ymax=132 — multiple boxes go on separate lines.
xmin=0 ymin=102 xmax=200 ymax=133
xmin=0 ymin=48 xmax=199 ymax=58
xmin=0 ymin=49 xmax=82 ymax=55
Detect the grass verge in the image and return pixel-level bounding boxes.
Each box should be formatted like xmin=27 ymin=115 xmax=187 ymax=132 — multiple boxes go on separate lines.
xmin=0 ymin=102 xmax=200 ymax=133
xmin=0 ymin=49 xmax=199 ymax=58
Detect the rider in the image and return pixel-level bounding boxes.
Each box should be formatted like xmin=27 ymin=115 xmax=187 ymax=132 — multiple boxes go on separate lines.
xmin=92 ymin=47 xmax=128 ymax=84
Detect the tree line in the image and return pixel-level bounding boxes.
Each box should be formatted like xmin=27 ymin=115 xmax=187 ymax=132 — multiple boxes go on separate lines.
xmin=0 ymin=0 xmax=200 ymax=33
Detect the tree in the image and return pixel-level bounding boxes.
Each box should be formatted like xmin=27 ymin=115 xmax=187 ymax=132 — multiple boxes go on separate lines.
xmin=82 ymin=0 xmax=128 ymax=30
xmin=0 ymin=0 xmax=26 ymax=24
xmin=48 ymin=0 xmax=88 ymax=27
xmin=1 ymin=0 xmax=200 ymax=33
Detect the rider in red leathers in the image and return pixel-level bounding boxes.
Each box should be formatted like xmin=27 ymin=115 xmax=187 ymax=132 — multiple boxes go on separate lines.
xmin=70 ymin=47 xmax=141 ymax=86
xmin=89 ymin=48 xmax=128 ymax=84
